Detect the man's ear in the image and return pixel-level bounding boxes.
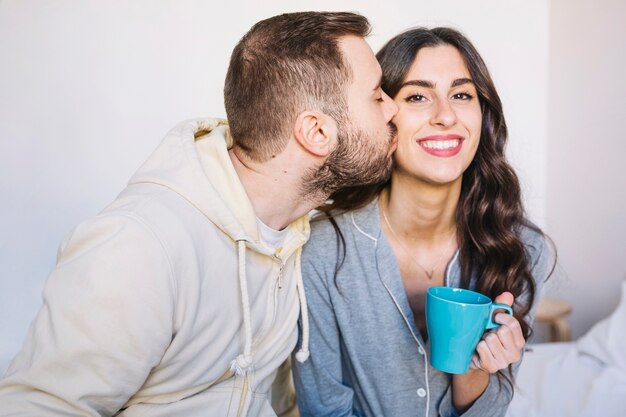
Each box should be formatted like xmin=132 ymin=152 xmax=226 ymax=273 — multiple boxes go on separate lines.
xmin=293 ymin=111 xmax=337 ymax=157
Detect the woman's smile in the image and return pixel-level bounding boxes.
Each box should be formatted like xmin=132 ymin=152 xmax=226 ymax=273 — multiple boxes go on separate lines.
xmin=417 ymin=133 xmax=464 ymax=157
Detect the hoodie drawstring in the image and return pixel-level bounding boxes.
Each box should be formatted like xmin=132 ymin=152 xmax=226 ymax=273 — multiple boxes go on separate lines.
xmin=294 ymin=247 xmax=310 ymax=363
xmin=231 ymin=240 xmax=253 ymax=376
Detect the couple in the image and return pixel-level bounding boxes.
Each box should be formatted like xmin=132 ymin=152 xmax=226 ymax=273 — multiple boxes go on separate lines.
xmin=0 ymin=11 xmax=550 ymax=417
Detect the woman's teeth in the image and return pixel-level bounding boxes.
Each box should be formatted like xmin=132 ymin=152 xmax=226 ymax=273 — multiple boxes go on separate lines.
xmin=421 ymin=139 xmax=460 ymax=149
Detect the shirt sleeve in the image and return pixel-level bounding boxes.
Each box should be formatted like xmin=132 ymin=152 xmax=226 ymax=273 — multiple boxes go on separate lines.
xmin=437 ymin=373 xmax=513 ymax=417
xmin=0 ymin=213 xmax=176 ymax=416
xmin=437 ymin=232 xmax=552 ymax=417
xmin=292 ymin=237 xmax=361 ymax=417
xmin=524 ymin=231 xmax=552 ymax=320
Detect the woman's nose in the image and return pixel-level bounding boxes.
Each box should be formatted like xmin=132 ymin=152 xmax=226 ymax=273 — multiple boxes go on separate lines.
xmin=430 ymin=98 xmax=457 ymax=127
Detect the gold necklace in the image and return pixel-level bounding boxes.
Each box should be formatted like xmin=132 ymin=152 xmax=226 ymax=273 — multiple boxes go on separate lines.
xmin=382 ymin=208 xmax=456 ymax=280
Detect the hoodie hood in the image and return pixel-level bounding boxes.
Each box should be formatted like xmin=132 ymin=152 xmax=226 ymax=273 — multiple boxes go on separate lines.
xmin=129 ymin=118 xmax=309 ymax=254
xmin=129 ymin=118 xmax=312 ymax=375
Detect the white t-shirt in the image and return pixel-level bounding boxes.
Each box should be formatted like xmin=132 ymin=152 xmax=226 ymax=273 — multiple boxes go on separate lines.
xmin=256 ymin=217 xmax=289 ymax=250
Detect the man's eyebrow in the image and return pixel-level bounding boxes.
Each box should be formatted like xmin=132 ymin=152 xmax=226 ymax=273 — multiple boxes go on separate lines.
xmin=373 ymin=76 xmax=383 ymax=92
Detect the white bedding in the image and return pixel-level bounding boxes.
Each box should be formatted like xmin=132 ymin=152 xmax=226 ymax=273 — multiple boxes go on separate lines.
xmin=507 ymin=281 xmax=626 ymax=417
xmin=0 ymin=358 xmax=8 ymax=377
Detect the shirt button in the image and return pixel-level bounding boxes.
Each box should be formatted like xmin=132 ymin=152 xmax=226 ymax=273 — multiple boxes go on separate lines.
xmin=418 ymin=346 xmax=425 ymax=355
xmin=417 ymin=388 xmax=426 ymax=397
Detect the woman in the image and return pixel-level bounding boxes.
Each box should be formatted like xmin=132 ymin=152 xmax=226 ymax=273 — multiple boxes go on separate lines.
xmin=292 ymin=27 xmax=553 ymax=417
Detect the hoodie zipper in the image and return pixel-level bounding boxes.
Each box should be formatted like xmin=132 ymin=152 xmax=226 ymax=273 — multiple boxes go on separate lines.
xmin=270 ymin=257 xmax=285 ymax=331
xmin=234 ymin=259 xmax=284 ymax=416
xmin=276 ymin=256 xmax=285 ymax=289
xmin=249 ymin=256 xmax=285 ymax=353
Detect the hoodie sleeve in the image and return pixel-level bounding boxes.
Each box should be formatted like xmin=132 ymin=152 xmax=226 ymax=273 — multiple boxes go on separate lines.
xmin=292 ymin=234 xmax=361 ymax=417
xmin=0 ymin=212 xmax=176 ymax=416
xmin=437 ymin=232 xmax=552 ymax=417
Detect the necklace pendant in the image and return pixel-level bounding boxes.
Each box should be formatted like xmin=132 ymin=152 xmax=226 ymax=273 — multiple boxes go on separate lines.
xmin=382 ymin=207 xmax=456 ymax=283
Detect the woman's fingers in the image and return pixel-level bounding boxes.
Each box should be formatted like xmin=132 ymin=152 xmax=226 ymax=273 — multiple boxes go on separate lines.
xmin=495 ymin=312 xmax=526 ymax=351
xmin=493 ymin=291 xmax=514 ymax=307
xmin=472 ymin=291 xmax=527 ymax=373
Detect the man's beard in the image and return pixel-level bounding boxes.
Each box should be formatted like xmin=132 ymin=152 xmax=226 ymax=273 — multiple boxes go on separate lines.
xmin=302 ymin=120 xmax=397 ymax=200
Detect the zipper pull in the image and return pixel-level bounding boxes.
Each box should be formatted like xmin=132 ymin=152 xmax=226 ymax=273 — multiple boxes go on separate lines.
xmin=274 ymin=249 xmax=285 ymax=289
xmin=277 ymin=262 xmax=284 ymax=289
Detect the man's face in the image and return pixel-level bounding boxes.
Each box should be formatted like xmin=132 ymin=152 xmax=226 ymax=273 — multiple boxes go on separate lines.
xmin=305 ymin=36 xmax=399 ymax=197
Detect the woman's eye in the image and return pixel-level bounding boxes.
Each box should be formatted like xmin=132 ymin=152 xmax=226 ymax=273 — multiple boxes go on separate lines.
xmin=406 ymin=94 xmax=426 ymax=103
xmin=452 ymin=92 xmax=473 ymax=100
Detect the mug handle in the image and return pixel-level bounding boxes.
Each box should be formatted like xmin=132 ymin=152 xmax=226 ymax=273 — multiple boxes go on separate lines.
xmin=486 ymin=303 xmax=513 ymax=330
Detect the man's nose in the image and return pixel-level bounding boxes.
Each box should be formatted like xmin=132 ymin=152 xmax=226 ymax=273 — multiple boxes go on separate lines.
xmin=382 ymin=91 xmax=398 ymax=121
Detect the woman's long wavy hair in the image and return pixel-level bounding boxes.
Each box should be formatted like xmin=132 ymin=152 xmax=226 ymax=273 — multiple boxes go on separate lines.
xmin=317 ymin=27 xmax=554 ymax=385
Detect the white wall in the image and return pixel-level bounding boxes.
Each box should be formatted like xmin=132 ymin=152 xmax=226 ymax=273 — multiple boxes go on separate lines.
xmin=0 ymin=0 xmax=549 ymax=363
xmin=545 ymin=0 xmax=626 ymax=338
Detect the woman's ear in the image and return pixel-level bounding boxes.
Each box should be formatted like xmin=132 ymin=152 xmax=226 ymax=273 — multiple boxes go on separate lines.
xmin=293 ymin=111 xmax=338 ymax=157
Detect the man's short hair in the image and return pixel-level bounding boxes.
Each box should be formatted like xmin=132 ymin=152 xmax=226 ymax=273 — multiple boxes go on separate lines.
xmin=224 ymin=11 xmax=371 ymax=162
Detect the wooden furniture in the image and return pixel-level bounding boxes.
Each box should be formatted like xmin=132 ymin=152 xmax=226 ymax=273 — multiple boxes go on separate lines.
xmin=535 ymin=297 xmax=573 ymax=342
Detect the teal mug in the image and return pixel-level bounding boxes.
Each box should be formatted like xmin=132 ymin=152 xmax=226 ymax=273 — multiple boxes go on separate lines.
xmin=425 ymin=286 xmax=513 ymax=374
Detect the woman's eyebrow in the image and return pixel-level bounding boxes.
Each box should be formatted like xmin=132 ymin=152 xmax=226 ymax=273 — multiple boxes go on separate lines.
xmin=400 ymin=79 xmax=434 ymax=89
xmin=451 ymin=78 xmax=474 ymax=87
xmin=400 ymin=78 xmax=474 ymax=89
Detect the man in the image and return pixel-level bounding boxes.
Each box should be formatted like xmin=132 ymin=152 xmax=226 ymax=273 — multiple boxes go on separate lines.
xmin=0 ymin=11 xmax=397 ymax=417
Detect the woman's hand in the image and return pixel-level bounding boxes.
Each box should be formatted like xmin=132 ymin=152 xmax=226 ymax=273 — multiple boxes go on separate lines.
xmin=452 ymin=292 xmax=524 ymax=411
xmin=469 ymin=292 xmax=526 ymax=373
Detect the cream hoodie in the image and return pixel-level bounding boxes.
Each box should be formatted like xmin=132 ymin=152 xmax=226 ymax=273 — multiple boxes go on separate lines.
xmin=0 ymin=118 xmax=310 ymax=417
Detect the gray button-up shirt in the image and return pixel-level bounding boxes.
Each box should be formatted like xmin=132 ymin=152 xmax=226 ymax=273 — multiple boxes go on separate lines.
xmin=293 ymin=199 xmax=549 ymax=417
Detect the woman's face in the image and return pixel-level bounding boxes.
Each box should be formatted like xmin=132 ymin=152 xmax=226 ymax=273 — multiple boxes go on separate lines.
xmin=391 ymin=44 xmax=482 ymax=187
